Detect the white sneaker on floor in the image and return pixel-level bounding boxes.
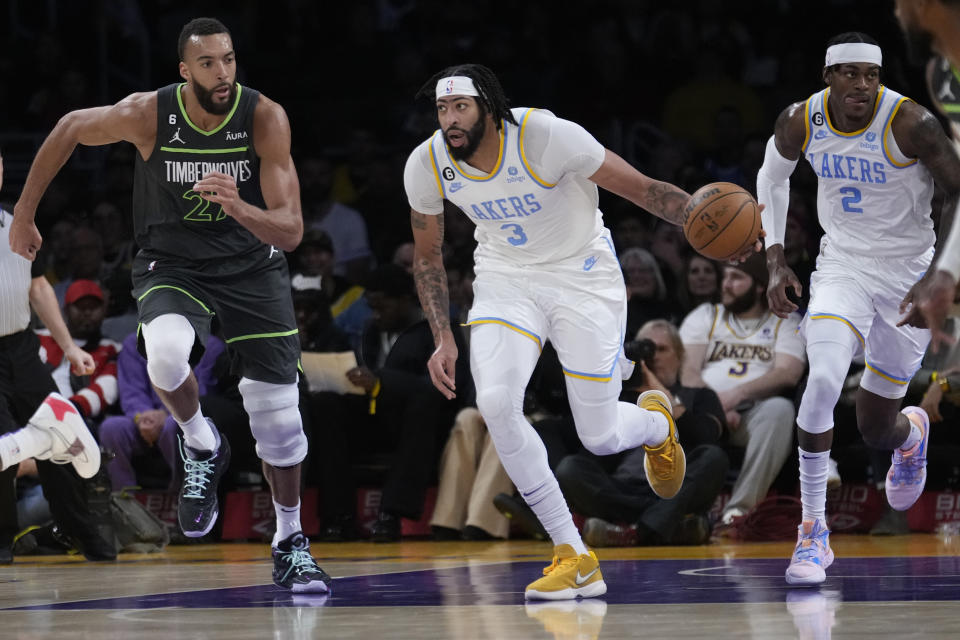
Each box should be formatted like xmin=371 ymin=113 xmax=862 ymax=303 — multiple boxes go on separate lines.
xmin=785 ymin=518 xmax=834 ymax=586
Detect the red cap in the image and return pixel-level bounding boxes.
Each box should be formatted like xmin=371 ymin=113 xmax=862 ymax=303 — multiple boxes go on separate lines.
xmin=65 ymin=279 xmax=104 ymax=305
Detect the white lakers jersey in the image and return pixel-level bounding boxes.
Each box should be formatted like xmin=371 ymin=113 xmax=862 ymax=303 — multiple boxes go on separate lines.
xmin=679 ymin=303 xmax=804 ymax=393
xmin=801 ymin=86 xmax=935 ymax=258
xmin=404 ymin=108 xmax=606 ymax=266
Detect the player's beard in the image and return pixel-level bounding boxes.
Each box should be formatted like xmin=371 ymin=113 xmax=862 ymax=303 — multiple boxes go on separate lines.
xmin=445 ymin=117 xmax=487 ymax=161
xmin=193 ymin=80 xmax=237 ymax=115
xmin=723 ymin=285 xmax=759 ymax=315
xmin=902 ymin=24 xmax=935 ymax=66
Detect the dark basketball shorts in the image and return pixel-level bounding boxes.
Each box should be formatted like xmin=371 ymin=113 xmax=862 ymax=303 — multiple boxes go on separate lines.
xmin=132 ymin=248 xmax=300 ymax=385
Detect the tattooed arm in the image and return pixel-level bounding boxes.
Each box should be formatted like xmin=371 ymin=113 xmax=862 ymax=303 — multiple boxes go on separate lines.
xmin=411 ymin=208 xmax=457 ymax=399
xmin=588 ymin=149 xmax=691 ymax=225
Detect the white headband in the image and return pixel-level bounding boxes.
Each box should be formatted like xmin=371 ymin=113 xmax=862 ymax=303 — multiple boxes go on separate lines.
xmin=436 ymin=76 xmax=479 ymax=99
xmin=825 ymin=43 xmax=882 ymax=67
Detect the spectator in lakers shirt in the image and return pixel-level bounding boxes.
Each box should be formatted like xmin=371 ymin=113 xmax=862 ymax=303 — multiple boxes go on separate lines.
xmin=679 ymin=251 xmax=805 ymax=531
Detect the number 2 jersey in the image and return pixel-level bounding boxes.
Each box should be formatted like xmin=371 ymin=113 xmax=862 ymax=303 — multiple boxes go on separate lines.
xmin=133 ymin=82 xmax=267 ymax=260
xmin=404 ymin=108 xmax=607 ymax=267
xmin=801 ymin=85 xmax=935 ymax=258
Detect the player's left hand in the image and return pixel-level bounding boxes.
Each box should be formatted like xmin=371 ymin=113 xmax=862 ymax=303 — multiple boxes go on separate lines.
xmin=898 ymin=269 xmax=957 ymax=352
xmin=64 ymin=345 xmax=95 ymax=376
xmin=193 ymin=172 xmax=245 ymax=218
xmin=729 ymin=204 xmax=767 ymax=263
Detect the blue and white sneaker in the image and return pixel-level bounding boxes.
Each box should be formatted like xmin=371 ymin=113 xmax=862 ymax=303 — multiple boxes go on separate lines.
xmin=785 ymin=519 xmax=834 ymax=585
xmin=886 ymin=406 xmax=930 ymax=512
xmin=177 ymin=427 xmax=230 ymax=538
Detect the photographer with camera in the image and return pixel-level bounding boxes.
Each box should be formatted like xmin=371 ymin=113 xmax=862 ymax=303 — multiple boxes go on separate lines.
xmin=678 ymin=252 xmax=805 ymax=534
xmin=553 ymin=319 xmax=730 ymax=546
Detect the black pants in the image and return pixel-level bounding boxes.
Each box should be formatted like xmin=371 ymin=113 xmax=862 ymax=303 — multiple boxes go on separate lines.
xmin=308 ymin=387 xmax=457 ymax=522
xmin=556 ymin=444 xmax=729 ymax=543
xmin=0 ymin=330 xmax=97 ymax=548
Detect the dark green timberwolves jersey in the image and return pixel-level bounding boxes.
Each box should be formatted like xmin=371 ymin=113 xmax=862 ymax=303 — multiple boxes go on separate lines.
xmin=929 ymin=57 xmax=960 ymax=140
xmin=133 ymin=82 xmax=267 ymax=259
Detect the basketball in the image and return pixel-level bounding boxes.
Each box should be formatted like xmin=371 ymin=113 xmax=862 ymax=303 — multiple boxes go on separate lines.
xmin=682 ymin=182 xmax=761 ymax=261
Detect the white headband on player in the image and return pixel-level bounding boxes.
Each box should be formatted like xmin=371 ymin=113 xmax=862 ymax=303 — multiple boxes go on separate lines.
xmin=825 ymin=43 xmax=882 ymax=67
xmin=436 ymin=76 xmax=480 ymax=99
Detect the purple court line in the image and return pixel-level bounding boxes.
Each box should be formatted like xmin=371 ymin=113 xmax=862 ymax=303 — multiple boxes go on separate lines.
xmin=7 ymin=557 xmax=960 ymax=610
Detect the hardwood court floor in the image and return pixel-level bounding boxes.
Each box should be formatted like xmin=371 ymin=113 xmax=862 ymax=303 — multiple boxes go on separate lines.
xmin=2 ymin=533 xmax=960 ymax=639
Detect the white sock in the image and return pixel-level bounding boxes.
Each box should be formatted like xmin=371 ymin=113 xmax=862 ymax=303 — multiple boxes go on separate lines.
xmin=798 ymin=447 xmax=830 ymax=522
xmin=898 ymin=415 xmax=923 ymax=452
xmin=0 ymin=428 xmax=53 ymax=470
xmin=272 ymin=500 xmax=302 ymax=546
xmin=521 ymin=476 xmax=588 ymax=555
xmin=179 ymin=407 xmax=217 ymax=452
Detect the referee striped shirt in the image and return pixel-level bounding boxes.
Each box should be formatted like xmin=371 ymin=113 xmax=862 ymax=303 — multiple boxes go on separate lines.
xmin=0 ymin=208 xmax=37 ymax=337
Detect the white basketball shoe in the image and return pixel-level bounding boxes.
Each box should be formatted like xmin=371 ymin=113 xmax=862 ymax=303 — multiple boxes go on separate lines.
xmin=28 ymin=392 xmax=101 ymax=478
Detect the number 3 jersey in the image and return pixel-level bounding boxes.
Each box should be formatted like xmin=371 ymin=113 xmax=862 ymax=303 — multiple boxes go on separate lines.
xmin=801 ymin=85 xmax=935 ymax=258
xmin=679 ymin=303 xmax=805 ymax=394
xmin=133 ymin=82 xmax=267 ymax=260
xmin=404 ymin=108 xmax=607 ymax=267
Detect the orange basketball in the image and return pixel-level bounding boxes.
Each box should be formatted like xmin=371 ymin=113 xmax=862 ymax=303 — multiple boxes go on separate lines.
xmin=682 ymin=182 xmax=761 ymax=261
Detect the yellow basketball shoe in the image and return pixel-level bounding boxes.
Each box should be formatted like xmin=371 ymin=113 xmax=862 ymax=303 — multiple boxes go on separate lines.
xmin=524 ymin=544 xmax=607 ymax=601
xmin=639 ymin=390 xmax=686 ymax=499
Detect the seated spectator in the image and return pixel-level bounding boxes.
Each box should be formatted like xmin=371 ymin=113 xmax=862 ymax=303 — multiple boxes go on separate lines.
xmin=679 ymin=252 xmax=805 ymax=532
xmin=37 ymin=280 xmax=119 ymax=423
xmin=98 ymin=332 xmax=224 ymax=491
xmin=332 ymin=265 xmax=469 ymax=542
xmin=291 ymin=229 xmax=371 ymax=352
xmin=619 ymin=247 xmax=681 ymax=338
xmin=52 ymin=225 xmax=106 ymax=309
xmin=301 ymin=154 xmax=373 ymax=286
xmin=429 ymin=406 xmax=514 ymax=541
xmin=677 ymin=254 xmax=721 ymax=317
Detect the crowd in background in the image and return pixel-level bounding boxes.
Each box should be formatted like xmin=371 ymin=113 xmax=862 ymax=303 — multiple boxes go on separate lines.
xmin=3 ymin=0 xmax=960 ymax=549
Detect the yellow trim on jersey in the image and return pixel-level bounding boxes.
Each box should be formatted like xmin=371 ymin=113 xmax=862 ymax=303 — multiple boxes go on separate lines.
xmin=428 ymin=131 xmax=444 ymax=197
xmin=883 ymin=97 xmax=920 ymax=168
xmin=562 ymin=370 xmax=612 ymax=382
xmin=449 ymin=125 xmax=506 ymax=181
xmin=464 ymin=319 xmax=543 ymax=351
xmin=707 ymin=305 xmax=720 ymax=341
xmin=824 ymin=86 xmax=885 ymax=137
xmin=865 ymin=362 xmax=909 ymax=385
xmin=808 ymin=314 xmax=865 ymax=347
xmin=801 ymin=96 xmax=812 ymax=152
xmin=519 ymin=109 xmax=558 ymax=188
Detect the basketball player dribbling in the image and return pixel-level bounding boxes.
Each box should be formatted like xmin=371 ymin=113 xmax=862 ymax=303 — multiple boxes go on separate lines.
xmin=757 ymin=32 xmax=960 ymax=585
xmin=404 ymin=64 xmax=761 ymax=601
xmin=895 ymin=0 xmax=960 ymax=349
xmin=8 ymin=17 xmax=331 ymax=593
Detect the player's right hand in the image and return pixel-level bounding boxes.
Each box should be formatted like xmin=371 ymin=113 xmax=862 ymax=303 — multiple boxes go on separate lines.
xmin=898 ymin=269 xmax=957 ymax=352
xmin=8 ymin=212 xmax=43 ymax=261
xmin=427 ymin=340 xmax=458 ymax=400
xmin=766 ymin=262 xmax=802 ymax=318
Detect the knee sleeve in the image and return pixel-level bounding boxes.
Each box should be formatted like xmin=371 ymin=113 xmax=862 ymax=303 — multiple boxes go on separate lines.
xmin=797 ymin=319 xmax=858 ymax=435
xmin=142 ymin=314 xmax=195 ymax=392
xmin=239 ymin=378 xmax=307 ymax=467
xmin=476 ymin=384 xmax=527 ymax=456
xmin=565 ymin=375 xmax=621 ymax=455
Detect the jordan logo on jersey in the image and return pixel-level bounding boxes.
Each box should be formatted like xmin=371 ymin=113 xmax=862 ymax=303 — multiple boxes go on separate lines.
xmin=168 ymin=127 xmax=185 ymax=144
